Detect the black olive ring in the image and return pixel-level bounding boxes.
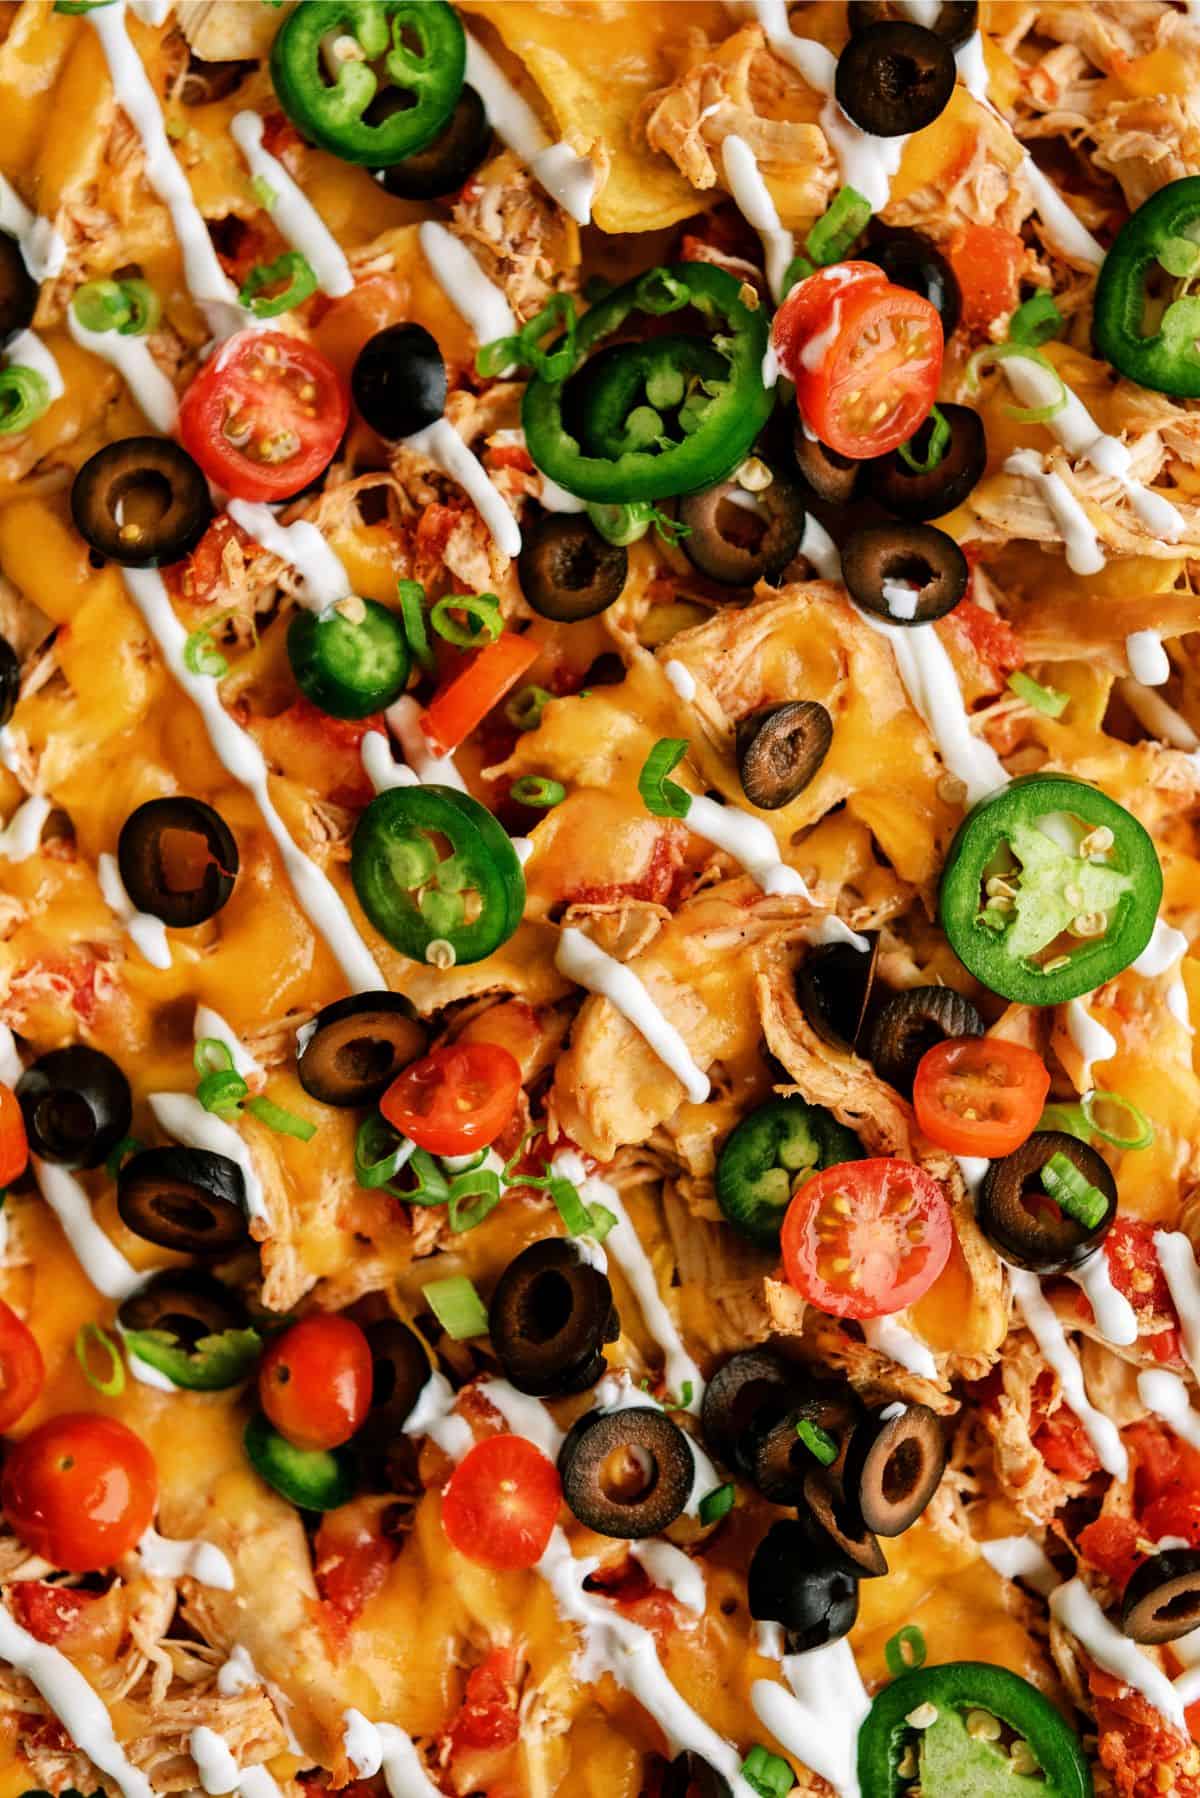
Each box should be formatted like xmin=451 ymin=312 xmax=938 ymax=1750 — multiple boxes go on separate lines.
xmin=491 ymin=1239 xmax=619 ymax=1398
xmin=117 ymin=797 xmax=239 ymax=928
xmin=557 ymin=1404 xmax=694 ymax=1538
xmin=71 ymin=437 xmax=213 ymax=569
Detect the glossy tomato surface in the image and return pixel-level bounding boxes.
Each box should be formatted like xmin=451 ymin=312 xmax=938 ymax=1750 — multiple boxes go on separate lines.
xmin=179 ymin=329 xmax=348 ymax=502
xmin=0 ymin=1298 xmax=43 ymax=1432
xmin=781 ymin=1156 xmax=952 ymax=1319
xmin=441 ymin=1434 xmax=561 ymax=1570
xmin=259 ymin=1313 xmax=373 ymax=1452
xmin=914 ymin=1037 xmax=1050 ymax=1158
xmin=2 ymin=1413 xmax=157 ymax=1572
xmin=382 ymin=1043 xmax=522 ymax=1156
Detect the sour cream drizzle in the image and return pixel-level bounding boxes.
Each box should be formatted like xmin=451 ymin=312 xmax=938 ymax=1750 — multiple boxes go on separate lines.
xmin=630 ymin=1539 xmax=706 ymax=1617
xmin=191 ymin=1729 xmax=282 ymax=1798
xmin=120 ymin=567 xmax=384 ymax=991
xmin=226 ymin=498 xmax=352 ymax=611
xmin=1065 ymin=997 xmax=1116 ymax=1090
xmin=979 ymin=1535 xmax=1059 ymax=1596
xmin=419 ymin=220 xmax=516 ymax=348
xmin=1138 ymin=1368 xmax=1200 ymax=1451
xmin=720 ymin=135 xmax=793 ymax=301
xmin=405 ymin=416 xmax=522 ymax=558
xmin=1153 ymin=1231 xmax=1200 ymax=1380
xmin=859 ymin=613 xmax=1008 ymax=806
xmin=66 ymin=307 xmax=177 ymax=433
xmin=751 ymin=1639 xmax=870 ymax=1798
xmin=97 ymin=850 xmax=171 ymax=969
xmin=1003 ymin=447 xmax=1104 ymax=577
xmin=1068 ymin=1249 xmax=1137 ymax=1347
xmin=148 ymin=1090 xmax=268 ymax=1227
xmin=138 ymin=1525 xmax=235 ymax=1590
xmin=555 ymin=925 xmax=711 ymax=1104
xmin=339 ymin=1713 xmax=445 ymax=1798
xmin=1051 ymin=1578 xmax=1185 ymax=1730
xmin=6 ymin=328 xmax=64 ymax=402
xmin=1127 ymin=629 xmax=1171 ymax=687
xmin=32 ymin=1159 xmax=144 ymax=1302
xmin=1008 ymin=1266 xmax=1128 ymax=1479
xmin=0 ymin=792 xmax=49 ymax=862
xmin=685 ymin=794 xmax=811 ymax=897
xmin=230 ymin=111 xmax=353 ymax=298
xmin=0 ymin=174 xmax=67 ymax=281
xmin=664 ymin=659 xmax=697 ymax=702
xmin=861 ymin=1314 xmax=937 ymax=1379
xmin=194 ymin=1004 xmax=264 ymax=1079
xmin=463 ymin=36 xmax=598 ymax=225
xmin=402 ymin=1367 xmax=474 ymax=1460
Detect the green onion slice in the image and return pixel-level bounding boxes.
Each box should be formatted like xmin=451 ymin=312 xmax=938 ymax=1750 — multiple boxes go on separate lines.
xmin=739 ymin=1745 xmax=794 ymax=1798
xmin=447 ymin=1168 xmax=503 ymax=1233
xmin=505 ymin=685 xmax=553 ymax=732
xmin=195 ymin=1037 xmax=234 ymax=1076
xmin=1007 ymin=670 xmax=1069 ymax=717
xmin=805 ymin=185 xmax=872 ymax=268
xmin=75 ymin=1322 xmax=126 ymax=1398
xmin=885 ymin=1624 xmax=927 ymax=1676
xmin=73 ymin=277 xmax=161 ymax=337
xmin=1008 ymin=292 xmax=1064 ymax=347
xmin=197 ymin=1069 xmax=249 ymax=1115
xmin=354 ymin=1113 xmax=414 ymax=1189
xmin=1040 ymin=1150 xmax=1108 ymax=1228
xmin=0 ymin=365 xmax=50 ymax=436
xmin=238 ymin=251 xmax=318 ymax=319
xmin=245 ymin=1095 xmax=317 ymax=1142
xmin=430 ymin=592 xmax=503 ymax=648
xmin=424 ymin=1275 xmax=489 ymax=1341
xmin=698 ymin=1482 xmax=736 ymax=1526
xmin=397 ymin=577 xmax=435 ymax=674
xmin=638 ymin=737 xmax=692 ymax=820
xmin=796 ymin=1417 xmax=838 ymax=1465
xmin=966 ymin=343 xmax=1068 ymax=423
xmin=897 ymin=405 xmax=951 ymax=475
xmin=183 ymin=608 xmax=240 ymax=679
xmin=510 ymin=775 xmax=564 ymax=808
xmin=1082 ymin=1089 xmax=1154 ymax=1151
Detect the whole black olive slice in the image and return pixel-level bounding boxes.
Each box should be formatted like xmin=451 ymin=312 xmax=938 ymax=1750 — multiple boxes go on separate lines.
xmin=700 ymin=1348 xmax=796 ymax=1468
xmin=793 ymin=430 xmax=861 ymax=506
xmin=977 ymin=1131 xmax=1117 ymax=1274
xmin=118 ymin=1268 xmax=247 ymax=1344
xmin=863 ymin=226 xmax=962 ymax=339
xmin=1122 ymin=1548 xmax=1200 ymax=1644
xmin=796 ymin=933 xmax=879 ymax=1054
xmin=736 ymin=701 xmax=833 ymax=811
xmin=802 ymin=1472 xmax=888 ymax=1578
xmin=117 ymin=1146 xmax=250 ymax=1256
xmin=866 ymin=404 xmax=985 ymax=521
xmin=850 ymin=4 xmax=978 ymax=52
xmin=841 ymin=523 xmax=967 ymax=625
xmin=377 ymin=85 xmax=491 ymax=198
xmin=558 ymin=1405 xmax=694 ymax=1538
xmin=748 ymin=1519 xmax=860 ymax=1648
xmin=117 ymin=797 xmax=239 ymax=928
xmin=0 ymin=232 xmax=36 ymax=344
xmin=351 ymin=324 xmax=446 ymax=440
xmin=17 ymin=1046 xmax=132 ymax=1168
xmin=491 ymin=1240 xmax=618 ymax=1398
xmin=518 ymin=514 xmax=627 ymax=622
xmin=745 ymin=1382 xmax=863 ymax=1503
xmin=867 ymin=984 xmax=984 ymax=1095
xmin=662 ymin=1753 xmax=731 ymax=1798
xmin=71 ymin=438 xmax=212 ymax=569
xmin=835 ymin=22 xmax=956 ymax=137
xmin=842 ymin=1403 xmax=947 ymax=1537
xmin=0 ymin=635 xmax=18 ymax=729
xmin=297 ymin=992 xmax=428 ymax=1107
xmin=678 ymin=471 xmax=806 ymax=586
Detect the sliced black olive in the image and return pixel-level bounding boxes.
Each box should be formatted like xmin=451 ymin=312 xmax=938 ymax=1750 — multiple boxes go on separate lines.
xmin=748 ymin=1519 xmax=860 ymax=1648
xmin=745 ymin=1381 xmax=863 ymax=1503
xmin=116 ymin=1146 xmax=250 ymax=1256
xmin=866 ymin=403 xmax=985 ymax=521
xmin=297 ymin=992 xmax=428 ymax=1107
xmin=558 ymin=1405 xmax=694 ymax=1538
xmin=0 ymin=232 xmax=36 ymax=344
xmin=736 ymin=701 xmax=833 ymax=811
xmin=840 ymin=523 xmax=967 ymax=625
xmin=850 ymin=4 xmax=978 ymax=52
xmin=700 ymin=1348 xmax=796 ymax=1468
xmin=17 ymin=1046 xmax=132 ymax=1168
xmin=678 ymin=471 xmax=805 ymax=586
xmin=350 ymin=1317 xmax=432 ymax=1488
xmin=118 ymin=1268 xmax=247 ymax=1342
xmin=977 ymin=1131 xmax=1117 ymax=1274
xmin=71 ymin=438 xmax=212 ymax=569
xmin=490 ymin=1239 xmax=618 ymax=1398
xmin=793 ymin=430 xmax=861 ymax=506
xmin=180 ymin=56 xmax=256 ymax=105
xmin=1122 ymin=1549 xmax=1200 ymax=1644
xmin=663 ymin=1753 xmax=731 ymax=1798
xmin=796 ymin=933 xmax=879 ymax=1054
xmin=377 ymin=85 xmax=491 ymax=198
xmin=351 ymin=324 xmax=446 ymax=440
xmin=802 ymin=1472 xmax=888 ymax=1578
xmin=866 ymin=984 xmax=984 ymax=1096
xmin=835 ymin=22 xmax=956 ymax=138
xmin=0 ymin=635 xmax=18 ymax=729
xmin=116 ymin=797 xmax=239 ymax=928
xmin=843 ymin=1403 xmax=947 ymax=1537
xmin=518 ymin=514 xmax=627 ymax=622
xmin=863 ymin=225 xmax=961 ymax=340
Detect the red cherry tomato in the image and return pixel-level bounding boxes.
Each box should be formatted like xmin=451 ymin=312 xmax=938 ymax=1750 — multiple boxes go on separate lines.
xmin=381 ymin=1043 xmax=522 ymax=1157
xmin=441 ymin=1434 xmax=561 ymax=1570
xmin=259 ymin=1314 xmax=372 ymax=1452
xmin=0 ymin=1084 xmax=28 ymax=1187
xmin=179 ymin=329 xmax=349 ymax=502
xmin=773 ymin=261 xmax=888 ymax=355
xmin=2 ymin=1413 xmax=157 ymax=1572
xmin=8 ymin=1579 xmax=100 ymax=1644
xmin=913 ymin=1038 xmax=1050 ymax=1158
xmin=781 ymin=1157 xmax=952 ymax=1319
xmin=773 ymin=267 xmax=943 ymax=459
xmin=0 ymin=1298 xmax=43 ymax=1432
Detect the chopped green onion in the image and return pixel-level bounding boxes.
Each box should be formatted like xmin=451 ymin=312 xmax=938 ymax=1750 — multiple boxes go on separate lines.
xmin=245 ymin=1095 xmax=317 ymax=1142
xmin=354 ymin=1113 xmax=413 ymax=1189
xmin=1007 ymin=670 xmax=1069 ymax=718
xmin=1082 ymin=1089 xmax=1154 ymax=1151
xmin=194 ymin=1037 xmax=234 ymax=1076
xmin=796 ymin=1418 xmax=838 ymax=1466
xmin=885 ymin=1624 xmax=927 ymax=1677
xmin=648 ymin=1378 xmax=695 ymax=1412
xmin=588 ymin=500 xmax=654 ymax=546
xmin=505 ymin=684 xmax=553 ymax=732
xmin=0 ymin=365 xmax=50 ymax=436
xmin=1008 ymin=291 xmax=1064 ymax=347
xmin=1040 ymin=1150 xmax=1108 ymax=1228
xmin=805 ymin=185 xmax=872 ymax=268
xmin=510 ymin=775 xmax=565 ymax=809
xmin=104 ymin=1135 xmax=141 ymax=1179
xmin=250 ymin=173 xmax=279 ymax=211
xmin=397 ymin=578 xmax=435 ymax=675
xmin=476 ymin=334 xmax=521 ymax=379
xmin=183 ymin=608 xmax=240 ymax=679
xmin=740 ymin=1745 xmax=794 ymax=1798
xmin=1158 ymin=236 xmax=1200 ymax=279
xmin=75 ymin=1322 xmax=126 ymax=1398
xmin=197 ymin=1069 xmax=249 ymax=1115
xmin=429 ymin=592 xmax=503 ymax=648
xmin=447 ymin=1168 xmax=503 ymax=1233
xmin=73 ymin=278 xmax=160 ymax=337
xmin=54 ymin=0 xmax=117 ymax=11
xmin=965 ymin=343 xmax=1068 ymax=423
xmin=638 ymin=737 xmax=692 ymax=820
xmin=781 ymin=253 xmax=815 ymax=295
xmin=549 ymin=1174 xmax=592 ymax=1235
xmin=698 ymin=1482 xmax=736 ymax=1526
xmin=586 ymin=1203 xmax=617 ymax=1242
xmin=424 ymin=1275 xmax=489 ymax=1341
xmin=897 ymin=405 xmax=951 ymax=475
xmin=1037 ymin=1102 xmax=1091 ymax=1143
xmin=238 ymin=251 xmax=317 ymax=319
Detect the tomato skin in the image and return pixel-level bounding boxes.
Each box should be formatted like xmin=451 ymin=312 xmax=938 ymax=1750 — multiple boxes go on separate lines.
xmin=2 ymin=1414 xmax=157 ymax=1572
xmin=0 ymin=1297 xmax=43 ymax=1431
xmin=8 ymin=1580 xmax=100 ymax=1645
xmin=949 ymin=225 xmax=1024 ymax=336
xmin=259 ymin=1314 xmax=372 ymax=1452
xmin=441 ymin=1434 xmax=561 ymax=1570
xmin=447 ymin=1646 xmax=521 ymax=1753
xmin=772 ymin=262 xmax=887 ymax=360
xmin=0 ymin=1084 xmax=29 ymax=1187
xmin=381 ymin=1043 xmax=522 ymax=1157
xmin=780 ymin=1157 xmax=952 ymax=1319
xmin=419 ymin=634 xmax=540 ymax=757
xmin=178 ymin=330 xmax=349 ymax=502
xmin=1077 ymin=1515 xmax=1144 ymax=1591
xmin=313 ymin=1500 xmax=398 ymax=1624
xmin=913 ymin=1038 xmax=1050 ymax=1158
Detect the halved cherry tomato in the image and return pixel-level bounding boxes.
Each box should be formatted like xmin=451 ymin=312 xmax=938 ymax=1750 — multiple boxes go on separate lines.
xmin=780 ymin=1156 xmax=952 ymax=1319
xmin=178 ymin=329 xmax=349 ymax=502
xmin=772 ymin=261 xmax=887 ymax=355
xmin=913 ymin=1038 xmax=1050 ymax=1158
xmin=381 ymin=1042 xmax=522 ymax=1157
xmin=419 ymin=634 xmax=540 ymax=756
xmin=948 ymin=225 xmax=1024 ymax=337
xmin=0 ymin=1084 xmax=28 ymax=1187
xmin=259 ymin=1314 xmax=372 ymax=1452
xmin=441 ymin=1434 xmax=561 ymax=1570
xmin=2 ymin=1413 xmax=157 ymax=1572
xmin=773 ymin=267 xmax=943 ymax=459
xmin=9 ymin=1579 xmax=100 ymax=1645
xmin=0 ymin=1298 xmax=43 ymax=1431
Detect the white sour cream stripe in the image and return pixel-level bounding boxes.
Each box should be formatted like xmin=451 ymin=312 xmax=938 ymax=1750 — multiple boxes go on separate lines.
xmin=860 ymin=613 xmax=1008 ymax=806
xmin=138 ymin=1526 xmax=235 ymax=1590
xmin=1126 ymin=630 xmax=1170 ymax=688
xmin=630 ymin=1539 xmax=706 ymax=1617
xmin=1051 ymin=1578 xmax=1185 ymax=1731
xmin=684 ymin=793 xmax=811 ymax=897
xmin=97 ymin=851 xmax=171 ymax=970
xmin=6 ymin=329 xmax=64 ymax=403
xmin=1068 ymin=1249 xmax=1138 ymax=1347
xmin=1155 ymin=1230 xmax=1200 ymax=1381
xmin=66 ymin=307 xmax=177 ymax=433
xmin=1065 ymin=997 xmax=1117 ymax=1091
xmin=0 ymin=172 xmax=67 ymax=280
xmin=0 ymin=793 xmax=50 ymax=862
xmin=194 ymin=1004 xmax=264 ymax=1079
xmin=1004 ymin=447 xmax=1104 ymax=577
xmin=594 ymin=1372 xmax=717 ymax=1494
xmin=33 ymin=1159 xmax=144 ymax=1302
xmin=861 ymin=1313 xmax=937 ymax=1379
xmin=419 ymin=220 xmax=516 ymax=348
xmin=226 ymin=498 xmax=352 ymax=611
xmin=230 ymin=111 xmax=353 ymax=298
xmin=1139 ymin=1368 xmax=1200 ymax=1451
xmin=405 ymin=416 xmax=522 ymax=558
xmin=751 ymin=1640 xmax=869 ymax=1798
xmin=979 ymin=1536 xmax=1059 ymax=1596
xmin=149 ymin=1090 xmax=268 ymax=1227
xmin=463 ymin=36 xmax=597 ymax=225
xmin=1008 ymin=1267 xmax=1128 ymax=1479
xmin=556 ymin=926 xmax=710 ymax=1104
xmin=402 ymin=1367 xmax=474 ymax=1460
xmin=720 ymin=135 xmax=793 ymax=302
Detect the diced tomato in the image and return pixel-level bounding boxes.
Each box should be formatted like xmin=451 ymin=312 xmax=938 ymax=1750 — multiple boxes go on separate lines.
xmin=913 ymin=1037 xmax=1049 ymax=1158
xmin=942 ymin=600 xmax=1025 ymax=690
xmin=8 ymin=1581 xmax=100 ymax=1645
xmin=169 ymin=515 xmax=260 ymax=607
xmin=419 ymin=634 xmax=540 ymax=756
xmin=313 ymin=1503 xmax=398 ymax=1626
xmin=1029 ymin=1373 xmax=1101 ymax=1480
xmin=261 ymin=112 xmax=303 ymax=162
xmin=564 ymin=830 xmax=689 ymax=910
xmin=1106 ymin=1219 xmax=1180 ymax=1331
xmin=446 ymin=1647 xmax=521 ymax=1753
xmin=0 ymin=1084 xmax=29 ymax=1187
xmin=780 ymin=1157 xmax=952 ymax=1319
xmin=1129 ymin=1418 xmax=1200 ymax=1546
xmin=441 ymin=1435 xmax=561 ymax=1570
xmin=1076 ymin=1516 xmax=1144 ymax=1591
xmin=1087 ymin=1662 xmax=1199 ymax=1798
xmin=948 ymin=225 xmax=1025 ymax=336
xmin=582 ymin=1555 xmax=685 ymax=1635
